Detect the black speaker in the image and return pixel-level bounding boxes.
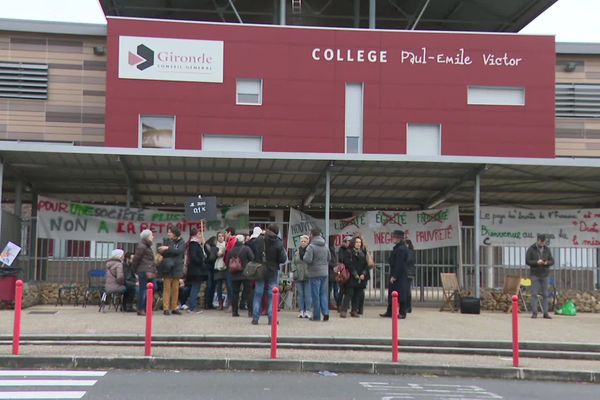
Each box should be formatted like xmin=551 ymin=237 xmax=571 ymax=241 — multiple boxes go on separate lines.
xmin=460 ymin=297 xmax=481 ymax=314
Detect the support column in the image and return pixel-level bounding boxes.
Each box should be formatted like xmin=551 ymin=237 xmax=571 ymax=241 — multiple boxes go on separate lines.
xmin=354 ymin=0 xmax=360 ymax=28
xmin=279 ymin=0 xmax=286 ymax=25
xmin=0 ymin=160 xmax=3 ymax=244
xmin=369 ymin=0 xmax=376 ymax=29
xmin=29 ymin=191 xmax=39 ymax=280
xmin=485 ymin=245 xmax=494 ymax=289
xmin=324 ymin=169 xmax=331 ymax=241
xmin=474 ymin=173 xmax=481 ymax=298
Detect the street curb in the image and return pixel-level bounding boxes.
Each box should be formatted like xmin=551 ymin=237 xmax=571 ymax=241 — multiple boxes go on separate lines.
xmin=0 ymin=356 xmax=598 ymax=384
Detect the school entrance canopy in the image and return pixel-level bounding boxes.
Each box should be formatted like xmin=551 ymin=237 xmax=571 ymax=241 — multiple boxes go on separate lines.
xmin=1 ymin=142 xmax=600 ymax=212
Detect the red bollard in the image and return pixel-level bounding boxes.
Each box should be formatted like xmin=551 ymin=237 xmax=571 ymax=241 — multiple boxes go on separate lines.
xmin=13 ymin=280 xmax=23 ymax=356
xmin=512 ymin=294 xmax=520 ymax=367
xmin=145 ymin=282 xmax=154 ymax=357
xmin=271 ymin=287 xmax=279 ymax=359
xmin=392 ymin=291 xmax=399 ymax=363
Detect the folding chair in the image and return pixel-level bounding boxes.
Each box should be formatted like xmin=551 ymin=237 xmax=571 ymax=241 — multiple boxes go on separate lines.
xmin=491 ymin=275 xmax=521 ymax=312
xmin=440 ymin=273 xmax=461 ymax=312
xmin=82 ymin=269 xmax=106 ymax=308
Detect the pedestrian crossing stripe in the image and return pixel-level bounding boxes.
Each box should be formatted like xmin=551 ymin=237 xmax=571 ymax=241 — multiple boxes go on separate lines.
xmin=0 ymin=370 xmax=107 ymax=399
xmin=0 ymin=371 xmax=106 ymax=377
xmin=0 ymin=392 xmax=86 ymax=399
xmin=0 ymin=380 xmax=97 ymax=386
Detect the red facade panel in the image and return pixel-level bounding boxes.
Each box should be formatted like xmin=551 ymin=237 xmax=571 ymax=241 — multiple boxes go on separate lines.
xmin=106 ymin=18 xmax=555 ymax=157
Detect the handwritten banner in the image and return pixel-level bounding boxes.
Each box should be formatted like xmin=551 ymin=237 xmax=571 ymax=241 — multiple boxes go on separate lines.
xmin=480 ymin=206 xmax=600 ymax=248
xmin=287 ymin=206 xmax=460 ymax=250
xmin=37 ymin=196 xmax=249 ymax=242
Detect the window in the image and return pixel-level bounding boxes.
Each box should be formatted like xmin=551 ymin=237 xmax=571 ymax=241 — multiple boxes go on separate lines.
xmin=556 ymin=83 xmax=600 ymax=118
xmin=407 ymin=124 xmax=441 ymax=156
xmin=0 ymin=61 xmax=48 ymax=100
xmin=236 ymin=79 xmax=262 ymax=105
xmin=345 ymin=83 xmax=364 ymax=153
xmin=467 ymin=86 xmax=525 ymax=106
xmin=66 ymin=240 xmax=91 ymax=258
xmin=203 ymin=135 xmax=262 ymax=152
xmin=139 ymin=115 xmax=175 ymax=149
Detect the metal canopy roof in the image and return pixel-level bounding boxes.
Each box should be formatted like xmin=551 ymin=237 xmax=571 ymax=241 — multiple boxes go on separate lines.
xmin=101 ymin=0 xmax=557 ymax=32
xmin=1 ymin=143 xmax=600 ymax=212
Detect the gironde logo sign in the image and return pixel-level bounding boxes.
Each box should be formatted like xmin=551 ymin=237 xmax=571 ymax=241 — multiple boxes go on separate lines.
xmin=119 ymin=36 xmax=224 ymax=83
xmin=128 ymin=44 xmax=154 ymax=71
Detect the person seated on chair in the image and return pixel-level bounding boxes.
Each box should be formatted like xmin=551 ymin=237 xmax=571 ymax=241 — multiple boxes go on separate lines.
xmin=122 ymin=252 xmax=138 ymax=312
xmin=105 ymin=249 xmax=126 ymax=308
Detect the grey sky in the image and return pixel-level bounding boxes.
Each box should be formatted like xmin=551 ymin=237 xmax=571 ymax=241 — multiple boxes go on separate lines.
xmin=1 ymin=0 xmax=598 ymax=43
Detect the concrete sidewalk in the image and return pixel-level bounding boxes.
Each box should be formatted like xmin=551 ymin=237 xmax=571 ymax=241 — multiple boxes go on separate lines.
xmin=1 ymin=305 xmax=599 ymax=382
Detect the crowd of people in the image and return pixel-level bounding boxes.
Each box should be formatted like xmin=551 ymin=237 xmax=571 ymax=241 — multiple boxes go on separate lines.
xmin=102 ymin=225 xmax=417 ymax=323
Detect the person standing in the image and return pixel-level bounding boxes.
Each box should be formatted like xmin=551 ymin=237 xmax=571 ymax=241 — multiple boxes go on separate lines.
xmin=340 ymin=237 xmax=370 ymax=318
xmin=213 ymin=232 xmax=229 ymax=310
xmin=158 ymin=227 xmax=185 ymax=315
xmin=228 ymin=235 xmax=254 ymax=317
xmin=336 ymin=236 xmax=352 ymax=311
xmin=380 ymin=230 xmax=410 ymax=319
xmin=327 ymin=236 xmax=339 ymax=311
xmin=122 ymin=252 xmax=138 ymax=312
xmin=132 ymin=229 xmax=157 ymax=316
xmin=251 ymin=224 xmax=287 ymax=325
xmin=303 ymin=228 xmax=331 ymax=321
xmin=185 ymin=227 xmax=206 ymax=313
xmin=526 ymin=234 xmax=555 ymax=319
xmin=292 ymin=235 xmax=312 ymax=318
xmin=405 ymin=239 xmax=416 ymax=313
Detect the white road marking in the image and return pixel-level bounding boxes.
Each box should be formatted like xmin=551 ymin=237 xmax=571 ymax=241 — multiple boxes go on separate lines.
xmin=0 ymin=371 xmax=106 ymax=377
xmin=0 ymin=380 xmax=97 ymax=387
xmin=0 ymin=392 xmax=86 ymax=399
xmin=360 ymin=382 xmax=503 ymax=400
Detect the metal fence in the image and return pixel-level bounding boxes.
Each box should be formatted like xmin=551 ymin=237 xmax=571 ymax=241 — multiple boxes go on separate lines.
xmin=7 ymin=219 xmax=600 ymax=305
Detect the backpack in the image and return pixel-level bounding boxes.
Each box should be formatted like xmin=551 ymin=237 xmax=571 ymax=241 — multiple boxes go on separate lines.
xmin=228 ymin=255 xmax=244 ymax=273
xmin=334 ymin=262 xmax=350 ymax=285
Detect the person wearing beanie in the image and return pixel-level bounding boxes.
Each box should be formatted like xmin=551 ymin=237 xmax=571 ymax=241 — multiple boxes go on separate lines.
xmin=132 ymin=229 xmax=157 ymax=316
xmin=104 ymin=249 xmax=126 ymax=308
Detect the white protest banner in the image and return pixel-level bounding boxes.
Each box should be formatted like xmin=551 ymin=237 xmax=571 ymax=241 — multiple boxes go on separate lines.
xmin=287 ymin=206 xmax=460 ymax=250
xmin=37 ymin=196 xmax=249 ymax=243
xmin=480 ymin=206 xmax=600 ymax=248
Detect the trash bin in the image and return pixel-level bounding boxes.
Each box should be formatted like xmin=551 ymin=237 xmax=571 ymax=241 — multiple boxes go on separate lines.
xmin=0 ymin=267 xmax=20 ymax=302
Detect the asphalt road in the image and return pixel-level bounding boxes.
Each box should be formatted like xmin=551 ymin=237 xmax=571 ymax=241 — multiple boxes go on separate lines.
xmin=1 ymin=370 xmax=598 ymax=399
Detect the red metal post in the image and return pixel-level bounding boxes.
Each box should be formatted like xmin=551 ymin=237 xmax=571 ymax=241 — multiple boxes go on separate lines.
xmin=271 ymin=287 xmax=279 ymax=359
xmin=512 ymin=294 xmax=520 ymax=368
xmin=392 ymin=291 xmax=399 ymax=363
xmin=13 ymin=280 xmax=23 ymax=355
xmin=145 ymin=282 xmax=154 ymax=357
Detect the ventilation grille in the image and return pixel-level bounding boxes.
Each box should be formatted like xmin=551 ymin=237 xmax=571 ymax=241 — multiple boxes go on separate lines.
xmin=0 ymin=61 xmax=48 ymax=100
xmin=556 ymin=83 xmax=600 ymax=118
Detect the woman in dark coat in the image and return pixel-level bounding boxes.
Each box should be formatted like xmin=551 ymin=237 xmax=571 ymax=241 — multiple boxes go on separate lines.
xmin=227 ymin=235 xmax=254 ymax=317
xmin=340 ymin=236 xmax=370 ymax=318
xmin=185 ymin=227 xmax=206 ymax=313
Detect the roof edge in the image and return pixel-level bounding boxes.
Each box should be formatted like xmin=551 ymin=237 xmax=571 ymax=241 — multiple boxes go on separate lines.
xmin=0 ymin=18 xmax=107 ymax=36
xmin=556 ymin=42 xmax=600 ymax=55
xmin=1 ymin=141 xmax=599 ymax=169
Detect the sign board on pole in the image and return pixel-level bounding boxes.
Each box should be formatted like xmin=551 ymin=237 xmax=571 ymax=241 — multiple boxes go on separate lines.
xmin=185 ymin=196 xmax=217 ymax=221
xmin=0 ymin=242 xmax=22 ymax=267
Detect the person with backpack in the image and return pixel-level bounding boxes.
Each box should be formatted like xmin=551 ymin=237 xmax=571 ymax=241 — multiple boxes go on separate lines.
xmin=250 ymin=224 xmax=287 ymax=325
xmin=227 ymin=234 xmax=254 ymax=317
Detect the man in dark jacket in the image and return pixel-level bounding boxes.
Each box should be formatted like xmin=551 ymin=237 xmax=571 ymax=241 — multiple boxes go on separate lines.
xmin=122 ymin=252 xmax=138 ymax=312
xmin=251 ymin=224 xmax=287 ymax=325
xmin=526 ymin=234 xmax=555 ymax=319
xmin=228 ymin=235 xmax=254 ymax=317
xmin=184 ymin=227 xmax=206 ymax=313
xmin=380 ymin=230 xmax=410 ymax=319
